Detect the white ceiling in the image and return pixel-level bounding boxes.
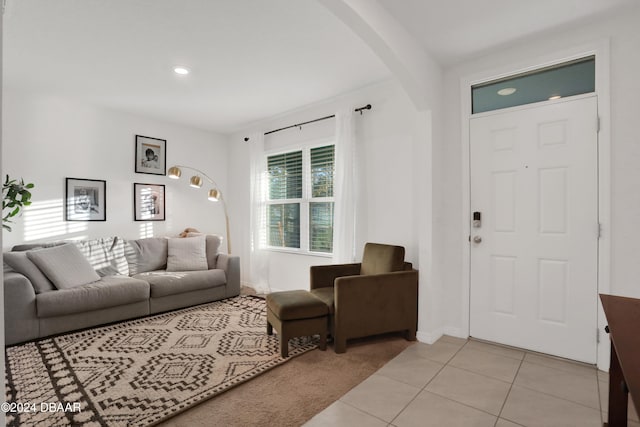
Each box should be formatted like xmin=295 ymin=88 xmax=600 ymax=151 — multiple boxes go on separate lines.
xmin=378 ymin=0 xmax=637 ymax=66
xmin=3 ymin=0 xmax=391 ymax=133
xmin=4 ymin=0 xmax=636 ymax=134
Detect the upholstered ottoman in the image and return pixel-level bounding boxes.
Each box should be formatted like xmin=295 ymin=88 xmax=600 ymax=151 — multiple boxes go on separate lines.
xmin=266 ymin=290 xmax=328 ymax=357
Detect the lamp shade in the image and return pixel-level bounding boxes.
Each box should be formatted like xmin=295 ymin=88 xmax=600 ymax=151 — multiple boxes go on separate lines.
xmin=189 ymin=176 xmax=203 ymax=188
xmin=208 ymin=189 xmax=220 ymax=201
xmin=167 ymin=166 xmax=182 ymax=179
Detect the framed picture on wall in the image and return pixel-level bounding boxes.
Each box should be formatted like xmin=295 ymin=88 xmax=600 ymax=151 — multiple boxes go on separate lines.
xmin=135 ymin=135 xmax=166 ymax=175
xmin=134 ymin=183 xmax=165 ymax=221
xmin=65 ymin=178 xmax=107 ymax=221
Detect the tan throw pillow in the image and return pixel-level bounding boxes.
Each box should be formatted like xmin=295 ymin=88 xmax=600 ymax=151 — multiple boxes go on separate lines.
xmin=166 ymin=235 xmax=209 ymax=272
xmin=27 ymin=243 xmax=101 ymax=290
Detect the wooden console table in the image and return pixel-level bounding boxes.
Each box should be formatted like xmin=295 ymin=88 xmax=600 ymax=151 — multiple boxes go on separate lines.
xmin=600 ymin=294 xmax=640 ymax=427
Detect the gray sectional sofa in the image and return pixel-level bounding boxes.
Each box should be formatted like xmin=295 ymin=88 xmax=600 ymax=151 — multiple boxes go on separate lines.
xmin=3 ymin=234 xmax=240 ymax=345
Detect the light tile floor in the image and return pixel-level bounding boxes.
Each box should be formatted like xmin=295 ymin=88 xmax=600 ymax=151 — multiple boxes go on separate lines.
xmin=305 ymin=336 xmax=640 ymax=427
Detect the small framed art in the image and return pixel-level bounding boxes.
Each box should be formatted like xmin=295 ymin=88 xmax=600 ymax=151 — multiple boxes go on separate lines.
xmin=65 ymin=178 xmax=106 ymax=221
xmin=135 ymin=135 xmax=166 ymax=175
xmin=134 ymin=183 xmax=165 ymax=221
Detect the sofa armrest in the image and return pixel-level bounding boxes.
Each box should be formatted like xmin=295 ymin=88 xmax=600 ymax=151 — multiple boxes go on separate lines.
xmin=310 ymin=263 xmax=361 ymax=290
xmin=333 ymin=269 xmax=418 ymax=351
xmin=216 ymin=254 xmax=240 ymax=297
xmin=3 ymin=271 xmax=40 ymax=345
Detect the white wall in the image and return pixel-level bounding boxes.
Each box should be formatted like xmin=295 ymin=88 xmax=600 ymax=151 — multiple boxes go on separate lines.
xmin=439 ymin=4 xmax=640 ymax=337
xmin=0 ymin=13 xmax=6 ymax=427
xmin=228 ymin=79 xmax=421 ymax=292
xmin=2 ymin=90 xmax=230 ymax=249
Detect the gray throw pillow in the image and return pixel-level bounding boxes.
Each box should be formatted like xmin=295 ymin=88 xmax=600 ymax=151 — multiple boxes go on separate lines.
xmin=3 ymin=251 xmax=56 ymax=293
xmin=27 ymin=243 xmax=100 ymax=290
xmin=166 ymin=235 xmax=209 ymax=272
xmin=74 ymin=236 xmax=129 ymax=276
xmin=124 ymin=237 xmax=168 ymax=275
xmin=186 ymin=233 xmax=221 ymax=267
xmin=205 ymin=235 xmax=222 ymax=268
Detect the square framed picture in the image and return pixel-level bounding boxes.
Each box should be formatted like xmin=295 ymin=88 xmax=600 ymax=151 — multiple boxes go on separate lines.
xmin=134 ymin=183 xmax=165 ymax=221
xmin=135 ymin=135 xmax=166 ymax=175
xmin=65 ymin=178 xmax=106 ymax=221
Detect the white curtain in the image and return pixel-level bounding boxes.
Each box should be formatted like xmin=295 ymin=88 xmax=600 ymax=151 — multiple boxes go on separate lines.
xmin=332 ymin=107 xmax=357 ymax=263
xmin=249 ymin=132 xmax=270 ymax=293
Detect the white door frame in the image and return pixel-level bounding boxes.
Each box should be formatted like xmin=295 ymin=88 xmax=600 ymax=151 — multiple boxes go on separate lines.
xmin=459 ymin=40 xmax=611 ymax=370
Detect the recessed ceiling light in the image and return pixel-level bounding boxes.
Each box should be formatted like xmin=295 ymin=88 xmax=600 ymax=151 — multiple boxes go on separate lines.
xmin=497 ymin=88 xmax=517 ymax=96
xmin=174 ymin=67 xmax=190 ymax=75
xmin=548 ymin=95 xmax=562 ymax=100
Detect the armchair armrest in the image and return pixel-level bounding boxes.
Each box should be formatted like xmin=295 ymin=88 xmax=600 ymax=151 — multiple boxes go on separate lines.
xmin=216 ymin=254 xmax=241 ymax=297
xmin=310 ymin=263 xmax=361 ymax=289
xmin=333 ymin=269 xmax=418 ymax=352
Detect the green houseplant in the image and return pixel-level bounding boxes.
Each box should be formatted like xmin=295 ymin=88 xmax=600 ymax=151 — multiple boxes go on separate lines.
xmin=3 ymin=175 xmax=34 ymax=231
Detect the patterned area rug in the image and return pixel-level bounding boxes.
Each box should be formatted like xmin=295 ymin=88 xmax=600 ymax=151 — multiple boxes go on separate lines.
xmin=5 ymin=296 xmax=317 ymax=426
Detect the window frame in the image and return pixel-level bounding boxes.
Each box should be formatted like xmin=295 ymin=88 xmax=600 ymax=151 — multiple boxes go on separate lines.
xmin=265 ymin=138 xmax=335 ymax=257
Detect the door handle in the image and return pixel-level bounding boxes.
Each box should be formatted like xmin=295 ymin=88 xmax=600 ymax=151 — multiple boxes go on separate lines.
xmin=473 ymin=236 xmax=482 ymax=244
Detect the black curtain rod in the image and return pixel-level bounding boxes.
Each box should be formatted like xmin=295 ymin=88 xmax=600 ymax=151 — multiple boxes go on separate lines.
xmin=243 ymin=104 xmax=371 ymax=142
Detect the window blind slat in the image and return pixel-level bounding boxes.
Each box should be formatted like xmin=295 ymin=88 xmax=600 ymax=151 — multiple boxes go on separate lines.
xmin=268 ymin=150 xmax=302 ymax=200
xmin=310 ymin=145 xmax=335 ymax=198
xmin=310 ymin=202 xmax=334 ymax=253
xmin=267 ymin=203 xmax=300 ymax=248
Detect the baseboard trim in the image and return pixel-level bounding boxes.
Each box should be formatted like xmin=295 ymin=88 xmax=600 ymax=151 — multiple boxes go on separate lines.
xmin=443 ymin=326 xmax=467 ymax=339
xmin=417 ymin=329 xmax=443 ymax=345
xmin=417 ymin=327 xmax=469 ymax=344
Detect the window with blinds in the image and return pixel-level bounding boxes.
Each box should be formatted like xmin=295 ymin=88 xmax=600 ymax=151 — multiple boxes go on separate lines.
xmin=266 ymin=144 xmax=335 ymax=254
xmin=268 ymin=151 xmax=302 ymax=200
xmin=309 ymin=145 xmax=335 ymax=252
xmin=310 ymin=145 xmax=334 ymax=198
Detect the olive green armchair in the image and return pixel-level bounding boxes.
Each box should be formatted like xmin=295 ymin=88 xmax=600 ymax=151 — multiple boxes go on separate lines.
xmin=310 ymin=243 xmax=418 ymax=353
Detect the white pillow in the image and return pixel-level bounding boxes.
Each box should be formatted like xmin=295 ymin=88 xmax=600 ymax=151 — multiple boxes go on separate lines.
xmin=166 ymin=235 xmax=209 ymax=272
xmin=27 ymin=243 xmax=100 ymax=290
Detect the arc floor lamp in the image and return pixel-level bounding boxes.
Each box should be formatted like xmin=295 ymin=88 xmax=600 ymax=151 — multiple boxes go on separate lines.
xmin=167 ymin=165 xmax=231 ymax=254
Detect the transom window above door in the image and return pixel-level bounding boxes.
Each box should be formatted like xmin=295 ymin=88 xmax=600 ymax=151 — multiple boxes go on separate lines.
xmin=472 ymin=56 xmax=595 ymax=114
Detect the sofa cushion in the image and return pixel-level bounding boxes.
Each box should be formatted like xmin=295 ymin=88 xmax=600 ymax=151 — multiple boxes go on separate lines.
xmin=205 ymin=235 xmax=222 ymax=268
xmin=36 ymin=275 xmax=150 ymax=318
xmin=3 ymin=251 xmax=56 ymax=293
xmin=133 ymin=269 xmax=226 ymax=298
xmin=166 ymin=236 xmax=208 ymax=271
xmin=27 ymin=244 xmax=100 ymax=290
xmin=266 ymin=290 xmax=328 ymax=320
xmin=360 ymin=243 xmax=405 ymax=275
xmin=124 ymin=237 xmax=168 ymax=275
xmin=185 ymin=233 xmax=221 ymax=268
xmin=74 ymin=237 xmax=129 ymax=277
xmin=11 ymin=241 xmax=65 ymax=252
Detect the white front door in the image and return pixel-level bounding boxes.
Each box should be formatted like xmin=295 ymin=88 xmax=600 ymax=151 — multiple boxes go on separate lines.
xmin=469 ymin=95 xmax=599 ymax=363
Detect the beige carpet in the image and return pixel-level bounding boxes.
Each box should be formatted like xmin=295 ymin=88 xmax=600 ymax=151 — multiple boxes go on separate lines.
xmin=157 ymin=333 xmax=413 ymax=427
xmin=5 ymin=296 xmax=317 ymax=426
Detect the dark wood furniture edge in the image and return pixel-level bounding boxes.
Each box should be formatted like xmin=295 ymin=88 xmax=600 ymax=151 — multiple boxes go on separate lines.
xmin=600 ymin=293 xmax=640 ymax=427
